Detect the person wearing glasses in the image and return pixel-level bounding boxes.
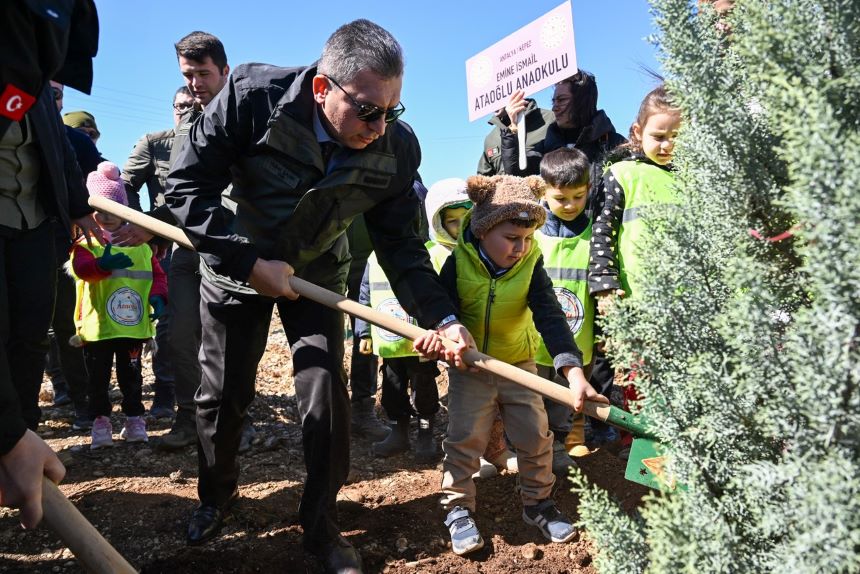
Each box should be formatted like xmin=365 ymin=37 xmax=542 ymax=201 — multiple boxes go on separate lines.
xmin=116 ymin=86 xmax=194 ymax=422
xmin=166 ymin=19 xmax=474 ymax=573
xmin=114 ymin=32 xmax=259 ymax=454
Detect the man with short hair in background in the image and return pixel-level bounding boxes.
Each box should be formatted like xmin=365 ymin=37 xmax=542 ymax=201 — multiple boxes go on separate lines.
xmin=113 ymin=32 xmax=251 ymax=451
xmin=118 ymin=85 xmax=194 ymax=422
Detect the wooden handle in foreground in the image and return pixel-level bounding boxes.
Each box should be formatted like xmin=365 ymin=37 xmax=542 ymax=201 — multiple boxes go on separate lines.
xmin=42 ymin=478 xmax=137 ymax=574
xmin=89 ymin=196 xmax=599 ymax=413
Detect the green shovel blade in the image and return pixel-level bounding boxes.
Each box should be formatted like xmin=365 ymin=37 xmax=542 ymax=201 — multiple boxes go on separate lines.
xmin=624 ymin=437 xmax=682 ymax=491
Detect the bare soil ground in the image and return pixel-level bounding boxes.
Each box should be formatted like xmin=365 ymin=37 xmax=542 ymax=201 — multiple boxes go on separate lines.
xmin=0 ymin=316 xmax=646 ymax=573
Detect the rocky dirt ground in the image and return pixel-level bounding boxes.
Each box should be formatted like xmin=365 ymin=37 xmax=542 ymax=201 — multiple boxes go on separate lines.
xmin=0 ymin=315 xmax=646 ymax=573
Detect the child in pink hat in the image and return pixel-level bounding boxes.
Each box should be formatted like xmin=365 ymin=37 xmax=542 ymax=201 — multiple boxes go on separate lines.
xmin=69 ymin=162 xmax=168 ymax=449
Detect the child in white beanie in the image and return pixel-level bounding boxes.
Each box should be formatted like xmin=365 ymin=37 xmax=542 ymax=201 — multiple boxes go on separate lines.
xmin=69 ymin=161 xmax=168 ymax=449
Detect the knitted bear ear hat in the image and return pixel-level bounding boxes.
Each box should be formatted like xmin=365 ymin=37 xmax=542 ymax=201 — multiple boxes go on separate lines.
xmin=86 ymin=161 xmax=128 ymax=206
xmin=465 ymin=174 xmax=547 ymax=237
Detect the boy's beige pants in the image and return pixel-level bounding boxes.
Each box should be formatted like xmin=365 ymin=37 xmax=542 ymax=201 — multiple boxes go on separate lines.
xmin=440 ymin=360 xmax=554 ymax=511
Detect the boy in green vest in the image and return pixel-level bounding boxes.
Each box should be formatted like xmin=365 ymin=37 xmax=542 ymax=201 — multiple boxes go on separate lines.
xmin=355 ymin=178 xmax=473 ymax=462
xmin=534 ymin=148 xmax=597 ymax=466
xmin=69 ymin=162 xmax=167 ymax=450
xmin=415 ymin=174 xmax=607 ymax=556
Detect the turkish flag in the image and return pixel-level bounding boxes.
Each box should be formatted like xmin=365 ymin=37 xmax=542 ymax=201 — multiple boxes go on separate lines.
xmin=0 ymin=84 xmax=36 ymax=122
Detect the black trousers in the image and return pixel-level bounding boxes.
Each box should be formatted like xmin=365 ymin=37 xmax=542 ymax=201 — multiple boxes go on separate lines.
xmin=379 ymin=356 xmax=439 ymax=421
xmin=84 ymin=338 xmax=145 ymax=418
xmin=47 ymin=224 xmax=89 ymax=409
xmin=168 ymin=247 xmax=202 ymax=420
xmin=196 ymin=279 xmax=350 ymax=550
xmin=346 ymin=250 xmax=376 ymax=402
xmin=0 ymin=220 xmax=56 ymax=429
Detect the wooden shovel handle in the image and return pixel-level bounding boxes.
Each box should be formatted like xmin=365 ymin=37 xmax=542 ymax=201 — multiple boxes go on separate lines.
xmin=88 ymin=196 xmax=590 ymax=413
xmin=42 ymin=477 xmax=137 ymax=573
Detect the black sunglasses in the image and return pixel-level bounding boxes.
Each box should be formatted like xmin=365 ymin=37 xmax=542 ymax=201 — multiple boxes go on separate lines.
xmin=325 ymin=75 xmax=405 ymax=124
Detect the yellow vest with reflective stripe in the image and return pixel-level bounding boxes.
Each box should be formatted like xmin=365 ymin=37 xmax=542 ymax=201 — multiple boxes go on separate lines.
xmin=71 ymin=243 xmax=155 ymax=342
xmin=426 ymin=240 xmax=452 ymax=273
xmin=367 ymin=252 xmax=418 ymax=358
xmin=609 ymin=160 xmax=678 ymax=297
xmin=533 ymin=224 xmax=594 ymax=366
xmin=455 ymin=213 xmax=541 ymax=363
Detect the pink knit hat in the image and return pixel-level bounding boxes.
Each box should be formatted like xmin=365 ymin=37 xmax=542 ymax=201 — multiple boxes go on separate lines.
xmin=86 ymin=161 xmax=127 ymax=206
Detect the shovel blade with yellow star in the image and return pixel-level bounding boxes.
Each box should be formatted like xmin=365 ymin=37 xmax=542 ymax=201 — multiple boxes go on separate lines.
xmin=583 ymin=402 xmax=679 ymax=491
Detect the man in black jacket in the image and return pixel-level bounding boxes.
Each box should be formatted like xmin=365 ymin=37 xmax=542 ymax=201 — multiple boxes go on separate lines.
xmin=166 ymin=19 xmax=472 ymax=573
xmin=1 ymin=0 xmax=99 ymax=526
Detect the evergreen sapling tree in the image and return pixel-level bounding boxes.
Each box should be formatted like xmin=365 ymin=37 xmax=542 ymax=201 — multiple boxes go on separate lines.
xmin=571 ymin=1 xmax=860 ymax=572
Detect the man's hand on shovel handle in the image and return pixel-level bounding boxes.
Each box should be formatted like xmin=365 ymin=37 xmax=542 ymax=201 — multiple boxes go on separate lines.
xmin=249 ymin=258 xmax=299 ymax=299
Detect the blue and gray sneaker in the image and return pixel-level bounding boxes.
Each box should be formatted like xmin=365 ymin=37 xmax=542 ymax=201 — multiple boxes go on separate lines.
xmin=444 ymin=506 xmax=484 ymax=555
xmin=522 ymin=499 xmax=576 ymax=543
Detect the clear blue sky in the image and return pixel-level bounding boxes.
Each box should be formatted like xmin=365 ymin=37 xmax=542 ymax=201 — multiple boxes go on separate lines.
xmin=62 ymin=1 xmax=661 ymax=209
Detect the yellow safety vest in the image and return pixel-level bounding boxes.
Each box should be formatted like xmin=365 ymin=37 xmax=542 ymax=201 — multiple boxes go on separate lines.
xmin=367 ymin=252 xmax=418 ymax=358
xmin=454 ymin=212 xmax=541 ymax=363
xmin=609 ymin=160 xmax=678 ymax=297
xmin=71 ymin=243 xmax=155 ymax=342
xmin=533 ymin=223 xmax=595 ymax=366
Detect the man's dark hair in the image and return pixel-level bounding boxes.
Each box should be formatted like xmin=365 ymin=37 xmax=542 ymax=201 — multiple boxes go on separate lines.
xmin=174 ymin=31 xmax=228 ymax=71
xmin=540 ymin=147 xmax=591 ymax=188
xmin=174 ymin=85 xmax=192 ymax=100
xmin=318 ymin=19 xmax=403 ymax=83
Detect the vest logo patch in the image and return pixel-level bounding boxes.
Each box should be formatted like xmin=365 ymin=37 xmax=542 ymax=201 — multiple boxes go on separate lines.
xmin=0 ymin=84 xmax=36 ymax=122
xmin=486 ymin=146 xmax=500 ymax=158
xmin=374 ymin=297 xmax=413 ymax=342
xmin=554 ymin=287 xmax=584 ymax=335
xmin=107 ymin=287 xmax=143 ymax=326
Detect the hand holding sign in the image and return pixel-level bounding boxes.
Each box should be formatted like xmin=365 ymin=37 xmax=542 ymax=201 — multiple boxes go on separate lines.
xmin=505 ymin=90 xmax=528 ymax=126
xmin=466 ymin=1 xmax=578 ymax=123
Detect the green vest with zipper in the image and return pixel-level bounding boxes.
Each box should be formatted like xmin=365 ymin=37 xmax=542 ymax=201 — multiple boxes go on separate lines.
xmin=71 ymin=243 xmax=155 ymax=343
xmin=454 ymin=213 xmax=541 ymax=363
xmin=533 ymin=224 xmax=595 ymax=366
xmin=610 ymin=160 xmax=678 ymax=297
xmin=367 ymin=252 xmax=419 ymax=358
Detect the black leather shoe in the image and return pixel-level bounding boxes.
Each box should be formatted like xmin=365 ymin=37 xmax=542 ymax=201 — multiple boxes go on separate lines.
xmin=186 ymin=491 xmax=238 ymax=546
xmin=312 ymin=535 xmax=364 ymax=574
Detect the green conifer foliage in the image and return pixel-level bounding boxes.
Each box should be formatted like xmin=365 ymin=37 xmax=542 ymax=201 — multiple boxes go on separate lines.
xmin=571 ymin=1 xmax=860 ymax=572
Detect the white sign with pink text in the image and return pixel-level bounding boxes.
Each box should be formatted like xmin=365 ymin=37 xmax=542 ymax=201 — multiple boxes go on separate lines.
xmin=465 ymin=1 xmax=578 ymax=122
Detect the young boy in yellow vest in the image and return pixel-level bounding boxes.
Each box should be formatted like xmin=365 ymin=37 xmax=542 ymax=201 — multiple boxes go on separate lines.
xmin=534 ymin=148 xmax=597 ymax=466
xmin=69 ymin=162 xmax=167 ymax=450
xmin=355 ymin=178 xmax=473 ymax=461
xmin=415 ymin=174 xmax=607 ymax=556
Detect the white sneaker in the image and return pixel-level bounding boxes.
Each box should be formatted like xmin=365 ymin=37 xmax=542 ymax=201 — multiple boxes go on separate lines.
xmin=120 ymin=416 xmax=148 ymax=443
xmin=445 ymin=506 xmax=484 ymax=555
